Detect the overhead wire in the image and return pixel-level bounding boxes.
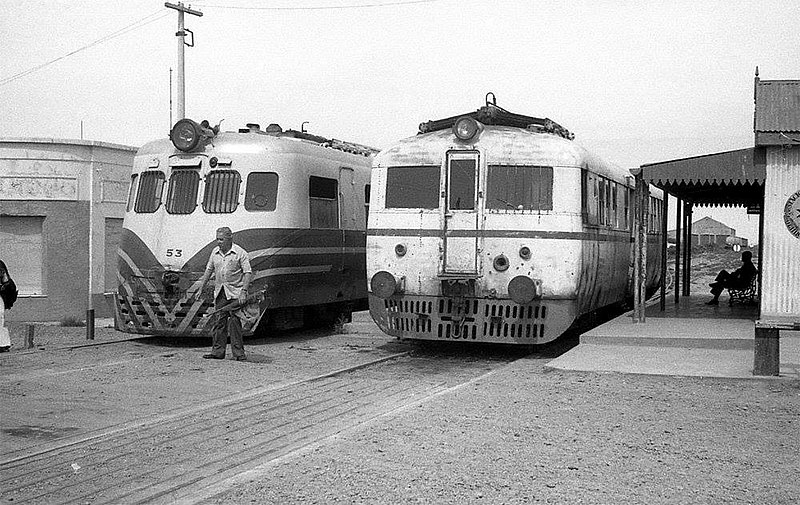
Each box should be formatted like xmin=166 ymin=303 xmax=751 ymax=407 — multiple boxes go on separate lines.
xmin=193 ymin=0 xmax=440 ymax=10
xmin=0 ymin=10 xmax=170 ymax=88
xmin=1 ymin=0 xmax=440 ymax=87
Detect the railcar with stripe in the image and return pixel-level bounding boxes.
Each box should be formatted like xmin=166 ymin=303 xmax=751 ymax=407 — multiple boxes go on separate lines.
xmin=114 ymin=119 xmax=376 ymax=337
xmin=367 ymin=97 xmax=663 ymax=344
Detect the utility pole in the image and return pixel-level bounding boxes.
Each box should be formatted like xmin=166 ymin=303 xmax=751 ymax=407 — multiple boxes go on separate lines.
xmin=165 ymin=2 xmax=202 ymax=121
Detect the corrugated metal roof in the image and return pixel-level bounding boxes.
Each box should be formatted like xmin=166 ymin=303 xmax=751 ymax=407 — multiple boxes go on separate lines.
xmin=755 ymin=79 xmax=800 ymax=133
xmin=639 ymin=148 xmax=765 ymax=207
xmin=641 ymin=148 xmax=765 ymax=185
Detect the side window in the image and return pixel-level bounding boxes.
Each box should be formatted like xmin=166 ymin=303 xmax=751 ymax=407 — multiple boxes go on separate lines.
xmin=486 ymin=165 xmax=553 ymax=211
xmin=364 ymin=184 xmax=371 ymax=227
xmin=309 ymin=176 xmax=339 ymax=228
xmin=245 ymin=172 xmax=279 ymax=212
xmin=126 ymin=173 xmax=138 ymax=212
xmin=134 ymin=171 xmax=165 ymax=213
xmin=598 ymin=178 xmax=606 ymax=226
xmin=583 ymin=171 xmax=599 ymax=225
xmin=165 ymin=169 xmax=200 ymax=214
xmin=624 ymin=186 xmax=631 ymax=230
xmin=203 ymin=170 xmax=241 ymax=214
xmin=386 ymin=166 xmax=440 ymax=209
xmin=611 ymin=183 xmax=618 ymax=228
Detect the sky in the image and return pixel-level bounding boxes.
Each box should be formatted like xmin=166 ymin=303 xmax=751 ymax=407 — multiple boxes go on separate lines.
xmin=3 ymin=0 xmax=799 ymax=242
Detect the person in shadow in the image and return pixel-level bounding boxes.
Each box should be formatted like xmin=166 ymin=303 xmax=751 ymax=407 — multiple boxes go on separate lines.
xmin=0 ymin=260 xmax=18 ymax=352
xmin=706 ymin=250 xmax=757 ymax=305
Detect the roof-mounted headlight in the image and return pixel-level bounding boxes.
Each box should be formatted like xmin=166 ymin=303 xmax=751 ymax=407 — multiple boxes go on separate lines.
xmin=452 ymin=116 xmax=480 ymax=142
xmin=170 ymin=119 xmax=202 ymax=152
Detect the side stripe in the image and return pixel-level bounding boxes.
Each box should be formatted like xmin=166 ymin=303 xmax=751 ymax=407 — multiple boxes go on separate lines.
xmin=368 ymin=228 xmax=649 ymax=242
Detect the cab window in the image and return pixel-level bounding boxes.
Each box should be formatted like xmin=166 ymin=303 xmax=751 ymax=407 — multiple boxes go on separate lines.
xmin=203 ymin=170 xmax=240 ymax=213
xmin=245 ymin=172 xmax=279 ymax=212
xmin=134 ymin=171 xmax=165 ymax=213
xmin=487 ymin=165 xmax=553 ymax=211
xmin=386 ymin=166 xmax=440 ymax=209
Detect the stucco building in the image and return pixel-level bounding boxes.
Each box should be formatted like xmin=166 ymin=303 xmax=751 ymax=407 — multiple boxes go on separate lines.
xmin=0 ymin=138 xmax=136 ymax=322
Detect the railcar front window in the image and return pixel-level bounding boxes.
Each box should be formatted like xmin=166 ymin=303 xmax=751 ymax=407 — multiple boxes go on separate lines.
xmin=203 ymin=170 xmax=241 ymax=213
xmin=134 ymin=171 xmax=165 ymax=213
xmin=126 ymin=173 xmax=138 ymax=212
xmin=385 ymin=166 xmax=440 ymax=209
xmin=487 ymin=165 xmax=553 ymax=211
xmin=166 ymin=169 xmax=200 ymax=214
xmin=449 ymin=159 xmax=476 ymax=210
xmin=245 ymin=172 xmax=278 ymax=211
xmin=309 ymin=176 xmax=339 ymax=228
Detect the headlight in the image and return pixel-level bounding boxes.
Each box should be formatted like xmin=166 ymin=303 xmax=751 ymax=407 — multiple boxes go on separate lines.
xmin=170 ymin=119 xmax=202 ymax=152
xmin=370 ymin=271 xmax=397 ymax=299
xmin=452 ymin=116 xmax=480 ymax=141
xmin=508 ymin=276 xmax=542 ymax=304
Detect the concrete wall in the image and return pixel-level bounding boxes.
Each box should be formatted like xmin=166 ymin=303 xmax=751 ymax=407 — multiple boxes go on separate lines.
xmin=0 ymin=138 xmax=136 ymax=322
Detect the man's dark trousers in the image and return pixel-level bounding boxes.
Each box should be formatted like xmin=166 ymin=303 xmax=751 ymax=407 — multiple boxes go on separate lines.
xmin=210 ymin=290 xmax=245 ymax=359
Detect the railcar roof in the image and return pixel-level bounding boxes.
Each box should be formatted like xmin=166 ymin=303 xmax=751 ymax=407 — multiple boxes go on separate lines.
xmin=136 ymin=129 xmax=377 ymax=160
xmin=376 ymin=125 xmax=627 ymax=181
xmin=418 ymin=103 xmax=574 ymax=140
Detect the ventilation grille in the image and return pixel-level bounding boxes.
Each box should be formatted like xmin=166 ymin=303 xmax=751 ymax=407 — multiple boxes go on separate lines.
xmin=382 ymin=296 xmax=548 ymax=341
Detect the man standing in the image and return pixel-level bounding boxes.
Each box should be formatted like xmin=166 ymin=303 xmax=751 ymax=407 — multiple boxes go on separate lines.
xmin=197 ymin=227 xmax=252 ymax=361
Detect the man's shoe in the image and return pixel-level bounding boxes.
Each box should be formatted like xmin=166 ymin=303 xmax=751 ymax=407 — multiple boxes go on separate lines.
xmin=234 ymin=356 xmax=247 ymax=361
xmin=705 ymin=299 xmax=719 ymax=305
xmin=202 ymin=354 xmax=224 ymax=359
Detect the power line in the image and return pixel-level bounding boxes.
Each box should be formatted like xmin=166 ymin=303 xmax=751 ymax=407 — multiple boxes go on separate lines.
xmin=0 ymin=10 xmax=170 ymax=88
xmin=194 ymin=0 xmax=440 ymax=11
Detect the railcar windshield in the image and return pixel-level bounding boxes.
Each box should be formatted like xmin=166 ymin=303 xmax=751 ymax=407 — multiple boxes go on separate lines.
xmin=165 ymin=169 xmax=200 ymax=214
xmin=203 ymin=170 xmax=240 ymax=213
xmin=134 ymin=171 xmax=165 ymax=213
xmin=385 ymin=165 xmax=440 ymax=209
xmin=486 ymin=165 xmax=553 ymax=211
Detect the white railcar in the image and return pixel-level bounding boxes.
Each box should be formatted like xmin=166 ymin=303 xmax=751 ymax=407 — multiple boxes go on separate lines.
xmin=114 ymin=119 xmax=376 ymax=337
xmin=367 ymin=97 xmax=663 ymax=344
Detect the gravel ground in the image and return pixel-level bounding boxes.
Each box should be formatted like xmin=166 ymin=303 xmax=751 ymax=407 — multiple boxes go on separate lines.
xmin=209 ymin=358 xmax=800 ymax=505
xmin=3 ymin=306 xmax=799 ymax=504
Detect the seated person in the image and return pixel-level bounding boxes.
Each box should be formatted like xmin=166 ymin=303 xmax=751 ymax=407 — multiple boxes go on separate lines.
xmin=706 ymin=250 xmax=757 ymax=305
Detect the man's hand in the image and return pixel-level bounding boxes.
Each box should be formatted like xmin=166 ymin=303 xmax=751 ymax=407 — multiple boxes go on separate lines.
xmin=238 ymin=288 xmax=248 ymax=304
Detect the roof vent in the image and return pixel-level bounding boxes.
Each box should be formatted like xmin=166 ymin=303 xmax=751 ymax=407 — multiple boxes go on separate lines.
xmin=265 ymin=123 xmax=283 ymax=134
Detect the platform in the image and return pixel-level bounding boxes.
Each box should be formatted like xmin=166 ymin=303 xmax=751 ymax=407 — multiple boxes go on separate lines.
xmin=547 ymin=294 xmax=800 ymax=379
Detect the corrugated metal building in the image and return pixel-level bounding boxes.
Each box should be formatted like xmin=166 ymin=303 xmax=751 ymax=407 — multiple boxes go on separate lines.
xmin=632 ymin=70 xmax=799 ymax=375
xmin=0 ymin=138 xmax=136 ymax=322
xmin=755 ymin=76 xmax=800 ymax=321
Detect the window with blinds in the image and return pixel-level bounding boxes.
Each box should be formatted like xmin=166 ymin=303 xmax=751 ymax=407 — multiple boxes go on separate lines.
xmin=134 ymin=171 xmax=165 ymax=213
xmin=166 ymin=170 xmax=200 ymax=214
xmin=203 ymin=170 xmax=241 ymax=213
xmin=486 ymin=165 xmax=553 ymax=211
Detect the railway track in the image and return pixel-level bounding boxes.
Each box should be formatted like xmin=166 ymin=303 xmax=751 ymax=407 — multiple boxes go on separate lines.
xmin=1 ymin=348 xmax=526 ymax=504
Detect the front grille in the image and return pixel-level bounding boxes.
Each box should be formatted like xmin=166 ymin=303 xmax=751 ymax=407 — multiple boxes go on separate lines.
xmin=378 ymin=295 xmax=551 ymax=342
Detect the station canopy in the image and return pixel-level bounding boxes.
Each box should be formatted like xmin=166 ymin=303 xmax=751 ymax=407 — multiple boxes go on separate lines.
xmin=639 ymin=147 xmax=765 ymax=208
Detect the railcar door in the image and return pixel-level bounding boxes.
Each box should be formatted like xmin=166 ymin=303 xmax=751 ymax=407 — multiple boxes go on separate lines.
xmin=442 ymin=151 xmax=480 ymax=275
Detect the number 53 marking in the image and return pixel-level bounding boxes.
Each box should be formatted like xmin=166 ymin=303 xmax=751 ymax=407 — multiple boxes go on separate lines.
xmin=166 ymin=248 xmax=183 ymax=257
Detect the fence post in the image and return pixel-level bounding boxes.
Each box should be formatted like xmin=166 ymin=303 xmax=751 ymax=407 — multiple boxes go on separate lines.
xmin=25 ymin=325 xmax=35 ymax=349
xmin=753 ymin=325 xmax=779 ymax=376
xmin=86 ymin=309 xmax=95 ymax=340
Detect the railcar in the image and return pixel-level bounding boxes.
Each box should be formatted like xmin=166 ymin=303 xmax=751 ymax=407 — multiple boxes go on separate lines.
xmin=114 ymin=119 xmax=376 ymax=337
xmin=367 ymin=96 xmax=663 ymax=344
